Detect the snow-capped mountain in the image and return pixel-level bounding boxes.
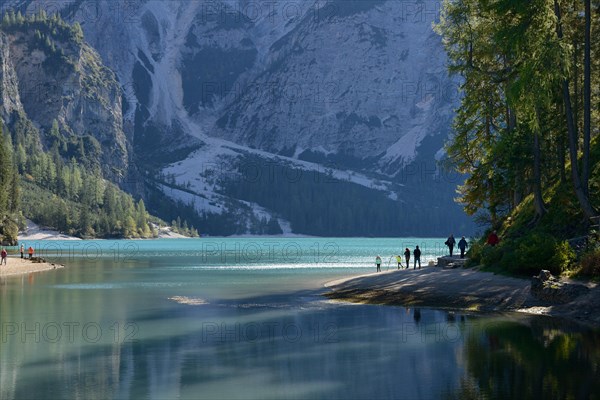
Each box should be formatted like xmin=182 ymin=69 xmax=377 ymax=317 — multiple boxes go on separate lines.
xmin=2 ymin=0 xmax=473 ymax=236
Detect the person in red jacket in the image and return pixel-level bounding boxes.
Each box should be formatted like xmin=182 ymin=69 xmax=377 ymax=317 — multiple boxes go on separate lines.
xmin=487 ymin=231 xmax=500 ymax=246
xmin=1 ymin=248 xmax=7 ymax=265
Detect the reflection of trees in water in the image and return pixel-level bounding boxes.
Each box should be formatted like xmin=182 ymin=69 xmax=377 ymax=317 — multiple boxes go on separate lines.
xmin=451 ymin=317 xmax=600 ymax=400
xmin=1 ymin=287 xmax=462 ymax=399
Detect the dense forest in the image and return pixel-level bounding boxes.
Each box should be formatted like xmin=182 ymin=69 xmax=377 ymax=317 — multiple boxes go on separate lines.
xmin=220 ymin=154 xmax=474 ymax=237
xmin=0 ymin=118 xmax=200 ymax=243
xmin=436 ymin=0 xmax=600 ymax=276
xmin=0 ymin=11 xmax=199 ymax=243
xmin=0 ymin=123 xmax=20 ymax=244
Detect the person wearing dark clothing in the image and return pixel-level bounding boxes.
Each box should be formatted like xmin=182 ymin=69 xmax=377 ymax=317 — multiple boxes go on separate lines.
xmin=445 ymin=235 xmax=456 ymax=257
xmin=404 ymin=248 xmax=410 ymax=269
xmin=1 ymin=248 xmax=7 ymax=265
xmin=458 ymin=236 xmax=468 ymax=258
xmin=413 ymin=246 xmax=421 ymax=269
xmin=487 ymin=231 xmax=500 ymax=246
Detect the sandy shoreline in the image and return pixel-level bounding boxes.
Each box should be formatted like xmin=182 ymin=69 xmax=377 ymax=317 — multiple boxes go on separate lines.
xmin=324 ymin=267 xmax=600 ymax=326
xmin=0 ymin=257 xmax=65 ymax=278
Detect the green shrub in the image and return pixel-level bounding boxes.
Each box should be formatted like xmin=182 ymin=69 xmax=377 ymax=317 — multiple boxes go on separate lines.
xmin=480 ymin=233 xmax=575 ymax=276
xmin=579 ymin=249 xmax=600 ymax=278
xmin=466 ymin=241 xmax=484 ymax=267
xmin=550 ymin=240 xmax=576 ymax=274
xmin=517 ymin=235 xmax=551 ymax=272
xmin=514 ymin=234 xmax=573 ymax=275
xmin=481 ymin=242 xmax=505 ymax=267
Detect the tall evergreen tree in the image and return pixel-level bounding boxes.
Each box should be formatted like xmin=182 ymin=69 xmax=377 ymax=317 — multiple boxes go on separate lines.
xmin=436 ymin=0 xmax=598 ymax=226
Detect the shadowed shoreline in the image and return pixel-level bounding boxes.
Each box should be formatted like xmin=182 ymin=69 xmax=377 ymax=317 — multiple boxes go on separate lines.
xmin=324 ymin=267 xmax=600 ymax=327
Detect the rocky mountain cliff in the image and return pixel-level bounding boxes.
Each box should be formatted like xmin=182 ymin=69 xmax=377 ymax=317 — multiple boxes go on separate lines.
xmin=2 ymin=1 xmax=474 ymax=236
xmin=0 ymin=14 xmax=128 ymax=181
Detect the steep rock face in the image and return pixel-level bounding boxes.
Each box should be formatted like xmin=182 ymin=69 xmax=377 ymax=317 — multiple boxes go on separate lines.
xmin=0 ymin=18 xmax=128 ymax=181
xmin=10 ymin=1 xmax=454 ymax=171
xmin=181 ymin=6 xmax=258 ymax=114
xmin=187 ymin=0 xmax=456 ymax=173
xmin=0 ymin=32 xmax=24 ymax=122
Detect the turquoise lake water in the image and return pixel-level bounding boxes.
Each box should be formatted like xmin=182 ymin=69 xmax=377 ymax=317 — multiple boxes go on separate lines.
xmin=1 ymin=238 xmax=599 ymax=399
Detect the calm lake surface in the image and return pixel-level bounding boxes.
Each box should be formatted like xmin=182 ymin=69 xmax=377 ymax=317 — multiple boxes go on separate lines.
xmin=1 ymin=238 xmax=599 ymax=399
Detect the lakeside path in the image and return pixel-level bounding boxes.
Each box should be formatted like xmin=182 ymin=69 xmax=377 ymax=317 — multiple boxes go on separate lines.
xmin=0 ymin=257 xmax=64 ymax=278
xmin=324 ymin=267 xmax=600 ymax=326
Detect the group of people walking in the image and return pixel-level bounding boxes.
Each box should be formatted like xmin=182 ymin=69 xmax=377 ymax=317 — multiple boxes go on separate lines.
xmin=446 ymin=232 xmax=500 ymax=258
xmin=444 ymin=234 xmax=469 ymax=258
xmin=373 ymin=232 xmax=498 ymax=273
xmin=375 ymin=246 xmax=422 ymax=272
xmin=0 ymin=245 xmax=35 ymax=266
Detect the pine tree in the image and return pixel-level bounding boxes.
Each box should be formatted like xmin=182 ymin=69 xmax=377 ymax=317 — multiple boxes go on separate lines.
xmin=72 ymin=22 xmax=83 ymax=42
xmin=15 ymin=11 xmax=24 ymax=24
xmin=79 ymin=207 xmax=93 ymax=237
xmin=136 ymin=199 xmax=150 ymax=237
xmin=9 ymin=170 xmax=19 ymax=213
xmin=124 ymin=216 xmax=137 ymax=238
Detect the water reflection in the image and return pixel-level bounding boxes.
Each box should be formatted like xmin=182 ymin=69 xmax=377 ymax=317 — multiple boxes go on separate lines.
xmin=2 ymin=298 xmax=463 ymax=398
xmin=452 ymin=316 xmax=600 ymax=400
xmin=1 ymin=250 xmax=600 ymax=399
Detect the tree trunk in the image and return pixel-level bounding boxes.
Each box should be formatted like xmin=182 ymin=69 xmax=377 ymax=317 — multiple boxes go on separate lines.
xmin=513 ymin=166 xmax=523 ymax=209
xmin=558 ymin=126 xmax=567 ymax=183
xmin=582 ymin=0 xmax=591 ymax=196
xmin=554 ymin=0 xmax=597 ymax=219
xmin=574 ymin=40 xmax=579 ymax=135
xmin=532 ymin=109 xmax=547 ymax=220
xmin=488 ymin=179 xmax=498 ymax=227
xmin=556 ymin=102 xmax=567 ymax=183
xmin=508 ymin=107 xmax=522 ymax=208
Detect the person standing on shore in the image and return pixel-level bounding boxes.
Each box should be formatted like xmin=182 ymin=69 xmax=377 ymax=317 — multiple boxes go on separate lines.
xmin=1 ymin=248 xmax=7 ymax=265
xmin=404 ymin=248 xmax=410 ymax=269
xmin=28 ymin=246 xmax=34 ymax=259
xmin=395 ymin=255 xmax=402 ymax=269
xmin=375 ymin=255 xmax=382 ymax=272
xmin=20 ymin=244 xmax=24 ymax=259
xmin=413 ymin=246 xmax=421 ymax=269
xmin=458 ymin=236 xmax=468 ymax=258
xmin=445 ymin=234 xmax=456 ymax=257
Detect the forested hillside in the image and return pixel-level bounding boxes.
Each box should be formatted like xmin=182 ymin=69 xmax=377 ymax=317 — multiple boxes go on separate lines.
xmin=0 ymin=123 xmax=20 ymax=244
xmin=0 ymin=12 xmax=198 ymax=243
xmin=436 ymin=0 xmax=600 ymax=277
